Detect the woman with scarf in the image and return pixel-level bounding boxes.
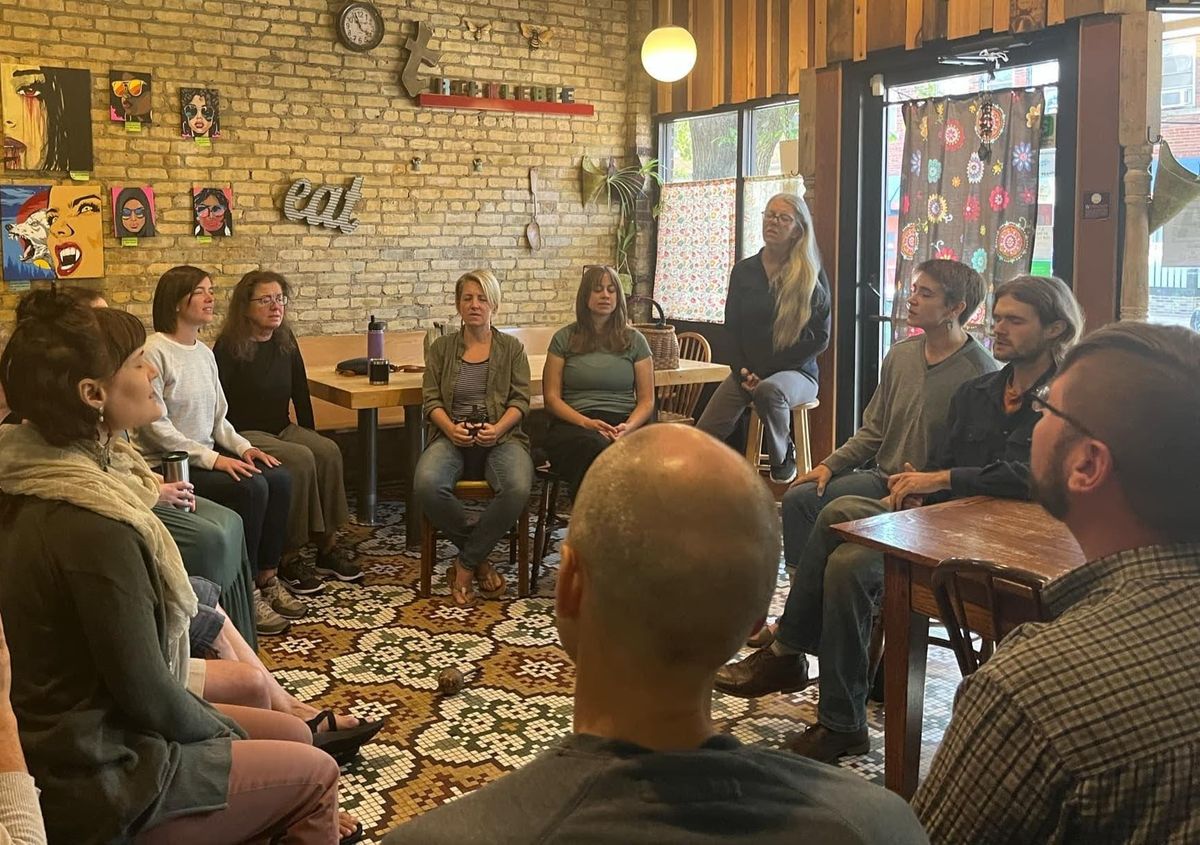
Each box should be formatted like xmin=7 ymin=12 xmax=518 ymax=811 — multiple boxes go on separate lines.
xmin=0 ymin=293 xmax=361 ymax=844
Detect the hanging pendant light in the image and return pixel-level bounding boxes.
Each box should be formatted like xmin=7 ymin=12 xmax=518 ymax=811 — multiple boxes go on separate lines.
xmin=641 ymin=26 xmax=697 ymax=83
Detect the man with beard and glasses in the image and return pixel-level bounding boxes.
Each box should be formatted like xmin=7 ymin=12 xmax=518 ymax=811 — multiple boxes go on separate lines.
xmin=914 ymin=322 xmax=1200 ymax=844
xmin=716 ymin=276 xmax=1085 ymax=764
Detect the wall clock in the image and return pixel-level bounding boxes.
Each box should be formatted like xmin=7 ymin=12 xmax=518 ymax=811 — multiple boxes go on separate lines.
xmin=336 ymin=1 xmax=384 ymax=53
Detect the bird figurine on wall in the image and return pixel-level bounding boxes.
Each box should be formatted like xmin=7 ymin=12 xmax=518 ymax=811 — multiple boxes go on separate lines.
xmin=520 ymin=22 xmax=554 ymax=50
xmin=462 ymin=17 xmax=492 ymax=41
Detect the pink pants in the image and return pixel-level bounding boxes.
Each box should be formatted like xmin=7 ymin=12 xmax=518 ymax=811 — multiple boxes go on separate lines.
xmin=135 ymin=704 xmax=340 ymax=845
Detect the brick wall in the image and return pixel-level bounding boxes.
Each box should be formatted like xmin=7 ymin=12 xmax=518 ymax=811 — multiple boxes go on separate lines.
xmin=0 ymin=0 xmax=651 ymax=343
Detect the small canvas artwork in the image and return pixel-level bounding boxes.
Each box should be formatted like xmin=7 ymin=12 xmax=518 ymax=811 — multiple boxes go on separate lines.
xmin=193 ymin=184 xmax=232 ymax=236
xmin=1 ymin=185 xmax=54 ymax=281
xmin=180 ymin=88 xmax=220 ymax=138
xmin=1 ymin=63 xmax=94 ymax=172
xmin=1 ymin=184 xmax=104 ymax=280
xmin=109 ymin=70 xmax=152 ymax=123
xmin=111 ymin=185 xmax=157 ymax=238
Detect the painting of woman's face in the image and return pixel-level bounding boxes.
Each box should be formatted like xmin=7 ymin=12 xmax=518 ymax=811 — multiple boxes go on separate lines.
xmin=111 ymin=185 xmax=157 ymax=239
xmin=192 ymin=185 xmax=233 ymax=237
xmin=2 ymin=64 xmax=48 ymax=171
xmin=1 ymin=63 xmax=93 ymax=172
xmin=110 ymin=71 xmax=152 ymax=122
xmin=181 ymin=89 xmax=219 ymax=138
xmin=46 ymin=184 xmax=104 ymax=279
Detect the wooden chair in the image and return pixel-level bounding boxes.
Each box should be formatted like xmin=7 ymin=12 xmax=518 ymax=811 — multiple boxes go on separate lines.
xmin=530 ymin=464 xmax=566 ymax=592
xmin=419 ymin=480 xmax=530 ymax=599
xmin=745 ymin=399 xmax=819 ymax=474
xmin=931 ymin=557 xmax=1050 ymax=677
xmin=657 ymin=332 xmax=712 ymax=425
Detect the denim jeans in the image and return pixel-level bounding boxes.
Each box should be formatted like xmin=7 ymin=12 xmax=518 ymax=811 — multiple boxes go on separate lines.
xmin=780 ymin=468 xmax=889 ymax=567
xmin=776 ymin=494 xmax=889 ymax=732
xmin=413 ymin=437 xmax=533 ymax=570
xmin=697 ymin=371 xmax=818 ymax=467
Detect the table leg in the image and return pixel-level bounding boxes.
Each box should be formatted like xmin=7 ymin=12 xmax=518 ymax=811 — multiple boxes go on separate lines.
xmin=404 ymin=403 xmax=425 ymax=548
xmin=883 ymin=552 xmax=929 ymax=800
xmin=354 ymin=408 xmax=380 ymax=526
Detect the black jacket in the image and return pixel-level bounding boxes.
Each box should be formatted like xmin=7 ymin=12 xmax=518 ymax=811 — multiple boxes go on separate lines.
xmin=928 ymin=362 xmax=1055 ymax=502
xmin=723 ymin=253 xmax=831 ymax=382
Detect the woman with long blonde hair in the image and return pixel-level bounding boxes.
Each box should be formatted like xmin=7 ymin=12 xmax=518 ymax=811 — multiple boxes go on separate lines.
xmin=697 ymin=193 xmax=830 ymax=483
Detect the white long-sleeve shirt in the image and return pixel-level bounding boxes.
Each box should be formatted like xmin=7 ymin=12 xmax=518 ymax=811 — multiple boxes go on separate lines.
xmin=134 ymin=333 xmax=252 ymax=469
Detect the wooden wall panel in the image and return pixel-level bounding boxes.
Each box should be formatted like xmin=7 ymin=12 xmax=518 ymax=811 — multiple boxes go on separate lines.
xmin=853 ymin=0 xmax=867 ymax=61
xmin=980 ymin=0 xmax=995 ymax=32
xmin=815 ymin=0 xmax=829 ymax=68
xmin=1066 ymin=0 xmax=1106 ymax=15
xmin=869 ymin=0 xmax=906 ymax=52
xmin=948 ymin=0 xmax=982 ymax=40
xmin=828 ymin=0 xmax=855 ymax=63
xmin=994 ymin=0 xmax=1010 ymax=32
xmin=906 ymin=0 xmax=924 ymax=48
xmin=731 ymin=1 xmax=756 ymax=102
xmin=764 ymin=0 xmax=784 ymax=96
xmin=923 ymin=0 xmax=947 ymax=44
xmin=788 ymin=0 xmax=811 ymax=92
xmin=1047 ymin=0 xmax=1066 ymax=25
xmin=689 ymin=0 xmax=725 ymax=111
xmin=654 ymin=0 xmax=674 ymax=114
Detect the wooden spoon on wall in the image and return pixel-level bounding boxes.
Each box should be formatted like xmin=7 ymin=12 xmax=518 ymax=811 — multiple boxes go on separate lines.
xmin=526 ymin=167 xmax=543 ymax=250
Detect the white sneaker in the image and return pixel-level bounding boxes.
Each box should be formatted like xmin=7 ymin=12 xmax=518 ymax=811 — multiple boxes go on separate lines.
xmin=262 ymin=576 xmax=306 ymax=620
xmin=254 ymin=589 xmax=290 ymax=636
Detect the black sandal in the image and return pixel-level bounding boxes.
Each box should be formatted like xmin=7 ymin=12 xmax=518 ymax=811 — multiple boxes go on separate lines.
xmin=307 ymin=711 xmax=385 ymax=766
xmin=340 ymin=821 xmax=365 ymax=844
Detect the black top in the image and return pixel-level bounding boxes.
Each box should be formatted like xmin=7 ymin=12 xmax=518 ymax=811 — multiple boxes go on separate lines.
xmin=384 ymin=732 xmax=929 ymax=845
xmin=927 ymin=361 xmax=1056 ymax=502
xmin=214 ymin=333 xmax=315 ymax=434
xmin=723 ymin=252 xmax=832 ymax=382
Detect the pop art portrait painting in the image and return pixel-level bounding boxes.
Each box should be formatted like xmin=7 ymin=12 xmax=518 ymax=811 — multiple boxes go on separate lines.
xmin=193 ymin=184 xmax=232 ymax=237
xmin=180 ymin=88 xmax=220 ymax=138
xmin=1 ymin=63 xmax=94 ymax=173
xmin=1 ymin=184 xmax=54 ymax=281
xmin=46 ymin=184 xmax=104 ymax=278
xmin=109 ymin=70 xmax=152 ymax=123
xmin=111 ymin=185 xmax=156 ymax=238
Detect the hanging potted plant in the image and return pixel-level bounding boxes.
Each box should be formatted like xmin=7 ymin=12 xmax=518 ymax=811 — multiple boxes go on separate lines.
xmin=581 ymin=155 xmax=662 ymax=293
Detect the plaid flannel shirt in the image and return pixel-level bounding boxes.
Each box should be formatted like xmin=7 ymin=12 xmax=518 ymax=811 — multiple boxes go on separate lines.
xmin=914 ymin=543 xmax=1200 ymax=844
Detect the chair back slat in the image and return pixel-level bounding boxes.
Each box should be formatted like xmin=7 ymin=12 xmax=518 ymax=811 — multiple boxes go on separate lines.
xmin=931 ymin=557 xmax=1050 ymax=677
xmin=657 ymin=332 xmax=712 ymax=419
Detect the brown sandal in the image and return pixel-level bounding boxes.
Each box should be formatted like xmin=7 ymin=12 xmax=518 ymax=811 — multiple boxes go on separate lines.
xmin=474 ymin=563 xmax=507 ymax=599
xmin=444 ymin=564 xmax=478 ymax=608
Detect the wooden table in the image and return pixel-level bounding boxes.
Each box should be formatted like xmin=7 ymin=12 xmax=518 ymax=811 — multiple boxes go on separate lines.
xmin=830 ymin=497 xmax=1086 ymax=799
xmin=308 ymin=354 xmax=730 ymax=543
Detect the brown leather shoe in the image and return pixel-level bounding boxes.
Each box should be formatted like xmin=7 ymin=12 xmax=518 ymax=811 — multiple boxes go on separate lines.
xmin=714 ymin=647 xmax=809 ymax=698
xmin=784 ymin=723 xmax=870 ymax=763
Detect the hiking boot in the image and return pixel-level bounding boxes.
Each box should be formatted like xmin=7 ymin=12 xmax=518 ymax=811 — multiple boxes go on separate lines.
xmin=784 ymin=723 xmax=871 ymax=763
xmin=254 ymin=589 xmax=291 ymax=636
xmin=279 ymin=556 xmax=325 ymax=596
xmin=714 ymin=647 xmax=810 ymax=698
xmin=315 ymin=547 xmax=364 ymax=582
xmin=262 ymin=576 xmax=307 ymax=619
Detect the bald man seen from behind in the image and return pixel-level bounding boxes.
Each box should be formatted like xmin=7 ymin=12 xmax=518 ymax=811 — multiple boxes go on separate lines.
xmin=385 ymin=425 xmax=929 ymax=844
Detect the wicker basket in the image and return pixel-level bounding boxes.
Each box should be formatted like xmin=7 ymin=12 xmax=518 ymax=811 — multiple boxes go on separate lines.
xmin=632 ymin=297 xmax=679 ymax=371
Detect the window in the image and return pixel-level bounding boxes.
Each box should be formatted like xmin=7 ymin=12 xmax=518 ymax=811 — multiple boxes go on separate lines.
xmin=654 ymin=99 xmax=800 ymax=323
xmin=1162 ymin=40 xmax=1195 ymax=111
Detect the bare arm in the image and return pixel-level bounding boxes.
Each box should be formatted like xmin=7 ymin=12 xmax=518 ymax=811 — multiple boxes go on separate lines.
xmin=621 ymin=356 xmax=656 ymax=433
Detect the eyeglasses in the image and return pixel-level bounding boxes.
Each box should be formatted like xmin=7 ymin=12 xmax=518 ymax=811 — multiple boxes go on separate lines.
xmin=196 ymin=204 xmax=227 ymax=218
xmin=184 ymin=104 xmax=215 ymax=121
xmin=1031 ymin=384 xmax=1101 ymax=441
xmin=111 ymin=79 xmax=146 ymax=98
xmin=120 ymin=206 xmax=146 ymax=220
xmin=762 ymin=211 xmax=796 ymax=225
xmin=251 ymin=294 xmax=288 ymax=307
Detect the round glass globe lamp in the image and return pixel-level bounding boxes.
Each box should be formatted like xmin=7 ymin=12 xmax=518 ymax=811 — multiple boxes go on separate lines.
xmin=641 ymin=26 xmax=697 ymax=83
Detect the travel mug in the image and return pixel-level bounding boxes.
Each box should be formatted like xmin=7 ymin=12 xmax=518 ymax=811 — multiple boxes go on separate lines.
xmin=161 ymin=451 xmax=191 ymax=511
xmin=369 ymin=358 xmax=390 ymax=385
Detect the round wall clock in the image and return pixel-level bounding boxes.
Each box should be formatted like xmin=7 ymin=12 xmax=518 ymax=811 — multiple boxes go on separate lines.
xmin=336 ymin=1 xmax=384 ymax=53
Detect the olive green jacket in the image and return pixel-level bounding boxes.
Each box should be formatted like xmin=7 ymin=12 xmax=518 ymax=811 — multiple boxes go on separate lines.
xmin=423 ymin=328 xmax=531 ymax=448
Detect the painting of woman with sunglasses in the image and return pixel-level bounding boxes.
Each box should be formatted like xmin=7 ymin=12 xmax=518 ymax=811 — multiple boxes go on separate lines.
xmin=111 ymin=185 xmax=157 ymax=239
xmin=180 ymin=87 xmax=220 ymax=138
xmin=192 ymin=185 xmax=233 ymax=237
xmin=109 ymin=70 xmax=152 ymax=123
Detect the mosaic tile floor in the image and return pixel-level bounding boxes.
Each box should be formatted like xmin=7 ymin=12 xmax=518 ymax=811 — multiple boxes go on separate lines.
xmin=266 ymin=489 xmax=964 ymax=844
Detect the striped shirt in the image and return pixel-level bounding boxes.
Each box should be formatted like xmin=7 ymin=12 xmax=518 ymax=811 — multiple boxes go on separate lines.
xmin=914 ymin=542 xmax=1200 ymax=844
xmin=451 ymin=359 xmax=490 ymax=422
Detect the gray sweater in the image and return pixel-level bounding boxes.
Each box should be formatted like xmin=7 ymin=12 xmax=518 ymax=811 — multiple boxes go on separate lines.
xmin=823 ymin=335 xmax=997 ymax=476
xmin=384 ymin=733 xmax=929 ymax=845
xmin=135 ymin=333 xmax=252 ymax=469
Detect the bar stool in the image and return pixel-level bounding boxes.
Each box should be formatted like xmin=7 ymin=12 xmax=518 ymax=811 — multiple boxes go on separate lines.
xmin=745 ymin=399 xmax=819 ymax=474
xmin=531 ymin=463 xmax=566 ymax=591
xmin=419 ymin=480 xmax=531 ymax=598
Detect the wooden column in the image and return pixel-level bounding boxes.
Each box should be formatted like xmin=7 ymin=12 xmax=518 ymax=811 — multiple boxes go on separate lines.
xmin=808 ymin=64 xmax=841 ymax=461
xmin=1118 ymin=10 xmax=1160 ymax=322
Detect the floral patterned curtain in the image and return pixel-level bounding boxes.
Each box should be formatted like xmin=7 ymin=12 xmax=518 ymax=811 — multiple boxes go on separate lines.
xmin=892 ymin=87 xmax=1046 ymax=340
xmin=654 ymin=178 xmax=737 ymax=323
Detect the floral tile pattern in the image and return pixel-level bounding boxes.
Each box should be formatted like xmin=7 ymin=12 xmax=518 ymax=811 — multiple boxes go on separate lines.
xmin=267 ymin=487 xmax=964 ymax=844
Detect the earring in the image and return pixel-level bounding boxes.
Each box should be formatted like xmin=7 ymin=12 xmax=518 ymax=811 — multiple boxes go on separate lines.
xmin=98 ymin=407 xmax=105 ymax=425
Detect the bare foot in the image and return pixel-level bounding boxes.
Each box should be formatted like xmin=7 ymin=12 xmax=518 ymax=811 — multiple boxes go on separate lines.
xmin=291 ymin=702 xmax=362 ymax=732
xmin=338 ymin=810 xmax=359 ymax=838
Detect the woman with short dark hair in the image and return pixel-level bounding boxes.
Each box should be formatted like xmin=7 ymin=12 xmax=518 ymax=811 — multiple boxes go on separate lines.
xmin=135 ymin=265 xmax=301 ymax=637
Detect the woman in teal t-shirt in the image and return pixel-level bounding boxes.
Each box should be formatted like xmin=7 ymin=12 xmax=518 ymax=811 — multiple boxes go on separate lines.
xmin=542 ymin=265 xmax=655 ymax=495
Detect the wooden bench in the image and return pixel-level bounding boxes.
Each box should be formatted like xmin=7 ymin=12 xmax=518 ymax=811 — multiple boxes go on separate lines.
xmin=296 ymin=326 xmax=558 ymax=432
